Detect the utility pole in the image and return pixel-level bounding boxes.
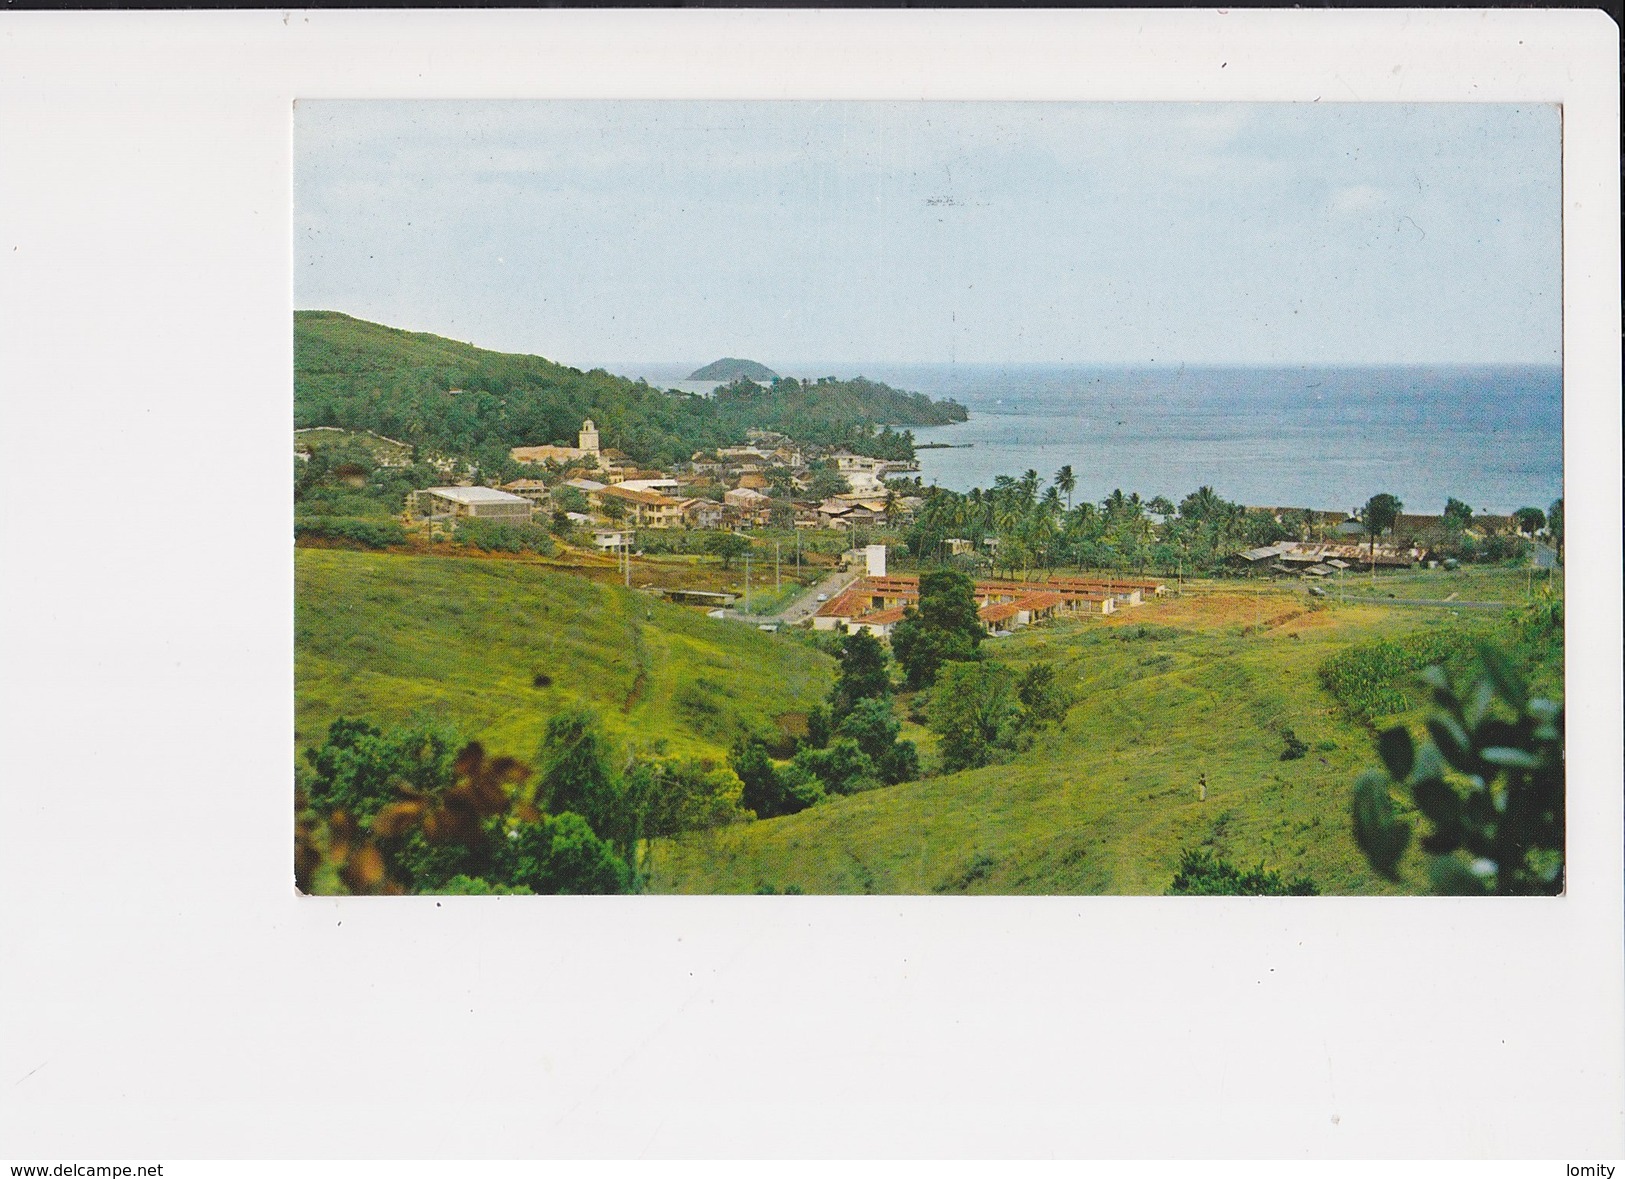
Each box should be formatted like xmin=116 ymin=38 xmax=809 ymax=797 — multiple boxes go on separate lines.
xmin=744 ymin=551 xmax=751 ymax=614
xmin=775 ymin=540 xmax=781 ymax=592
xmin=795 ymin=528 xmax=801 ymax=576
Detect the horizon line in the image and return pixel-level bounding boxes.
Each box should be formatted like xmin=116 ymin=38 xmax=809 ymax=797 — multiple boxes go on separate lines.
xmin=294 ymin=309 xmax=1561 ymax=373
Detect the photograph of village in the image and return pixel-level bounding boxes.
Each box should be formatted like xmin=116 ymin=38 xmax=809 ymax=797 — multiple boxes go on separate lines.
xmin=294 ymin=101 xmax=1564 ymax=897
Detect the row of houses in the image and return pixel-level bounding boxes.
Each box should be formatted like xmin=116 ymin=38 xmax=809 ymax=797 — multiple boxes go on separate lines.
xmin=405 ymin=474 xmax=915 ymax=534
xmin=812 ymin=572 xmax=1167 ymax=639
xmin=1231 ymin=540 xmax=1426 ymax=575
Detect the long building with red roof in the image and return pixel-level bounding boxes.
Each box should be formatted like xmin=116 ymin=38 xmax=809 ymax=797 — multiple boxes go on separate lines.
xmin=813 ymin=572 xmax=1151 ymax=637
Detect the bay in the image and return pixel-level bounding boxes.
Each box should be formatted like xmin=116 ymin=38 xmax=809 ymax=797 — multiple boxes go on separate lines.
xmin=607 ymin=362 xmax=1563 ymax=516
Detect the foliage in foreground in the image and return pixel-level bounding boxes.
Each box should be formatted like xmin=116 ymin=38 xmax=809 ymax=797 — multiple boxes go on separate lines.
xmin=1351 ymin=642 xmax=1563 ymax=895
xmin=1166 ymin=848 xmax=1320 ymax=896
xmin=297 ymin=709 xmax=754 ymax=895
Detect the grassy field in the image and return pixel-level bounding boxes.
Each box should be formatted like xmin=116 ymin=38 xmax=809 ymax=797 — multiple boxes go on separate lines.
xmin=295 ymin=548 xmax=835 ymax=762
xmin=1325 ymin=563 xmax=1559 ymax=603
xmin=297 ymin=549 xmax=1558 ymax=896
xmin=646 ymin=580 xmax=1552 ymax=896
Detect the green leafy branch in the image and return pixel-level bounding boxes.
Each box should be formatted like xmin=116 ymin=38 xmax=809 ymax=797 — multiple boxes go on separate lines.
xmin=1351 ymin=642 xmax=1563 ymax=895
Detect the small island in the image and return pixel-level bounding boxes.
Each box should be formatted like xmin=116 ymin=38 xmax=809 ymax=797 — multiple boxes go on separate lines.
xmin=690 ymin=357 xmax=779 ymax=382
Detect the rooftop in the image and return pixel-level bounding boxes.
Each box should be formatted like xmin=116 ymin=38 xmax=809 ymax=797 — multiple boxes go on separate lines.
xmin=422 ymin=486 xmax=530 ymax=505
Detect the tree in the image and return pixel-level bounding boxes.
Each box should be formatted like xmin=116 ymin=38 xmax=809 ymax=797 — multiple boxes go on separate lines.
xmin=533 ymin=707 xmax=624 ymax=847
xmin=835 ymin=695 xmax=900 ymax=763
xmin=1512 ymin=506 xmax=1546 ymax=537
xmin=630 ymin=757 xmax=749 ymax=839
xmin=704 ymin=531 xmax=751 ymax=570
xmin=877 ymin=740 xmax=920 ymax=785
xmin=803 ymin=704 xmax=832 ymax=750
xmin=790 ymin=736 xmax=878 ymax=796
xmin=553 ymin=486 xmax=589 ymax=515
xmin=1443 ymin=497 xmax=1474 ymax=530
xmin=890 ymin=569 xmax=986 ymax=690
xmin=806 ymin=464 xmax=851 ymax=500
xmin=1360 ymin=492 xmax=1404 ymax=562
xmin=928 ymin=661 xmax=1021 ymax=772
xmin=1547 ymin=497 xmax=1564 ymax=562
xmin=731 ymin=736 xmax=822 ymax=819
xmin=1054 ymin=464 xmax=1077 ymax=510
xmin=1015 ymin=661 xmax=1071 ymax=728
xmin=1351 ymin=642 xmax=1563 ymax=895
xmin=831 ymin=628 xmax=892 ymax=718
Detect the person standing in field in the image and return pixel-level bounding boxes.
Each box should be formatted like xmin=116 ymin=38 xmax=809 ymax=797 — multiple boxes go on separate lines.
xmin=1198 ymin=773 xmax=1207 ymax=802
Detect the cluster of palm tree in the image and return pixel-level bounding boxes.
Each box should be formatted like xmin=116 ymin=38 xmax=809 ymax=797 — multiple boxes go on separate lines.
xmin=904 ymin=466 xmax=1301 ymax=578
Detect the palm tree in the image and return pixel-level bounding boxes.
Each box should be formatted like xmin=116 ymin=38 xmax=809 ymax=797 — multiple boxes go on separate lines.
xmin=1361 ymin=493 xmax=1404 ymax=568
xmin=1054 ymin=464 xmax=1077 ymax=511
xmin=1183 ymin=485 xmax=1221 ymax=523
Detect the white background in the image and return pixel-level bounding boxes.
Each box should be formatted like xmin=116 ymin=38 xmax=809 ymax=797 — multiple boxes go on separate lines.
xmin=0 ymin=9 xmax=1620 ymax=1160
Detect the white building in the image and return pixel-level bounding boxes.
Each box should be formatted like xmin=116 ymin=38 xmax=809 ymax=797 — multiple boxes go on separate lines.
xmin=407 ymin=486 xmax=533 ymax=522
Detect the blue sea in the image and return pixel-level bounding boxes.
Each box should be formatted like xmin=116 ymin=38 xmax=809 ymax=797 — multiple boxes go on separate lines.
xmin=609 ymin=363 xmax=1563 ymax=516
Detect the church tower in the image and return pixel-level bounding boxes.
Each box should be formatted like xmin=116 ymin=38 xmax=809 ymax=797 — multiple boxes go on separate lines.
xmin=579 ymin=419 xmax=600 ymax=454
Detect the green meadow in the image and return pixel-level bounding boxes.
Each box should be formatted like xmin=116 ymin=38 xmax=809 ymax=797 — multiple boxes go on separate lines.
xmin=295 ymin=548 xmax=835 ymax=762
xmin=647 ymin=581 xmax=1557 ymax=896
xmin=298 ymin=548 xmax=1557 ymax=895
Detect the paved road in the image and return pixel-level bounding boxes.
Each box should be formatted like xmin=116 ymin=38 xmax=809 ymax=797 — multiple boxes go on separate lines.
xmin=719 ymin=568 xmax=859 ymax=626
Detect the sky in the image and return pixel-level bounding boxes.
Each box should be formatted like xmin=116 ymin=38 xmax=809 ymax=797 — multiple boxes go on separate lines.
xmin=295 ymin=101 xmax=1562 ymax=369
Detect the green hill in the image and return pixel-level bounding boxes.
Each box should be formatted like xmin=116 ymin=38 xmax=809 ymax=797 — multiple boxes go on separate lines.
xmin=295 ymin=548 xmax=835 ymax=762
xmin=691 ymin=357 xmax=779 ymax=381
xmin=646 ymin=587 xmax=1556 ymax=896
xmin=294 ymin=310 xmax=966 ymax=471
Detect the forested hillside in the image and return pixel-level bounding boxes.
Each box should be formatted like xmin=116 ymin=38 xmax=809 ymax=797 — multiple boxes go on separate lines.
xmin=294 ymin=311 xmax=966 ymax=471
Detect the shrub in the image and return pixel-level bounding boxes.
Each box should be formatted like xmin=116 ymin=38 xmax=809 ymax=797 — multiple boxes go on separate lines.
xmin=1318 ymin=628 xmax=1484 ymax=724
xmin=500 ymin=812 xmax=631 ymax=894
xmin=294 ymin=516 xmax=407 ymax=549
xmin=439 ymin=875 xmax=535 ymax=895
xmin=454 ymin=518 xmax=556 ymax=555
xmin=1279 ymin=729 xmax=1309 ymax=761
xmin=877 ymin=739 xmax=921 ymax=785
xmin=304 ymin=716 xmax=462 ymax=818
xmin=1166 ymin=848 xmax=1319 ymax=896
